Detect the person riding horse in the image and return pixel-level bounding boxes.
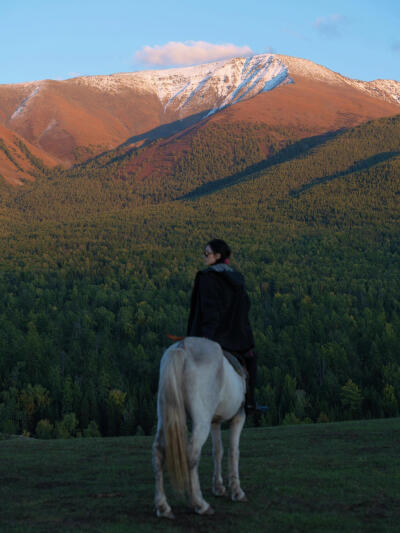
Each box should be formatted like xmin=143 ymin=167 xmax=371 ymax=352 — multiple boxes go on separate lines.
xmin=187 ymin=239 xmax=261 ymax=412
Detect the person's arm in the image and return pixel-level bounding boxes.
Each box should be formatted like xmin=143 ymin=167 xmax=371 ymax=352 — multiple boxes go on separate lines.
xmin=198 ymin=273 xmax=221 ymax=339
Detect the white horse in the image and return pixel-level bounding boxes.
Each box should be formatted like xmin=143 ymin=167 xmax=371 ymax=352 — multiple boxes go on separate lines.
xmin=152 ymin=336 xmax=247 ymax=518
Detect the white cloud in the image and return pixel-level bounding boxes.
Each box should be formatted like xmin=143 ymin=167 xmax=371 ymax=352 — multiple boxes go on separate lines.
xmin=135 ymin=41 xmax=253 ymax=67
xmin=313 ymin=14 xmax=347 ymax=37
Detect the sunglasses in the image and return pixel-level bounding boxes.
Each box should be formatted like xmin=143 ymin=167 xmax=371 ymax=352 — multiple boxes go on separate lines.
xmin=203 ymin=250 xmax=214 ymax=257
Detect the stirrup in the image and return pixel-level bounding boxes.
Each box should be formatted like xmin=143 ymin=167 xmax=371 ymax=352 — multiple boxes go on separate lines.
xmin=245 ymin=403 xmax=268 ymax=414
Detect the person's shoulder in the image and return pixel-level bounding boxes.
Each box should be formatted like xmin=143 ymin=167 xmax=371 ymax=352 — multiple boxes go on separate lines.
xmin=201 ymin=267 xmax=228 ymax=276
xmin=197 ymin=268 xmax=221 ymax=284
xmin=198 ymin=267 xmax=217 ymax=275
xmin=194 ymin=269 xmax=213 ymax=282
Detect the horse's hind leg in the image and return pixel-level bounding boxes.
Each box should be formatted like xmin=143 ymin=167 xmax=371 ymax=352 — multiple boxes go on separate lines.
xmin=188 ymin=421 xmax=214 ymax=515
xmin=211 ymin=423 xmax=226 ymax=496
xmin=153 ymin=428 xmax=174 ymax=519
xmin=229 ymin=408 xmax=247 ymax=502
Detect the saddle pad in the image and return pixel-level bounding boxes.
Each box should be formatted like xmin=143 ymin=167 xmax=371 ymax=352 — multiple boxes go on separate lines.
xmin=222 ymin=350 xmax=248 ymax=379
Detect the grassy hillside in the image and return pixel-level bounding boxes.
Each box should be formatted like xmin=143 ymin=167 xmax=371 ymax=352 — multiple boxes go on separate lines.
xmin=1 ymin=418 xmax=400 ymax=532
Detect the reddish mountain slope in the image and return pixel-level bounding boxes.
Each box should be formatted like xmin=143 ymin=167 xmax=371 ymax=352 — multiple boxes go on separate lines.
xmin=0 ymin=81 xmax=164 ymax=163
xmin=113 ymin=74 xmax=400 ymax=183
xmin=0 ymin=54 xmax=399 ymax=185
xmin=212 ymin=75 xmax=400 ymax=130
xmin=0 ymin=123 xmax=58 ymax=185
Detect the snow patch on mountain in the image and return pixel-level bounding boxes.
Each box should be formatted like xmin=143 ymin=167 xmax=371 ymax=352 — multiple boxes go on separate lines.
xmin=176 ymin=70 xmax=214 ymax=110
xmin=39 ymin=119 xmax=58 ymax=140
xmin=10 ymin=86 xmax=41 ymax=120
xmin=275 ymin=54 xmax=345 ymax=84
xmin=207 ymin=55 xmax=291 ymax=115
xmin=352 ymin=78 xmax=400 ymax=105
xmin=163 ymin=82 xmax=190 ymax=111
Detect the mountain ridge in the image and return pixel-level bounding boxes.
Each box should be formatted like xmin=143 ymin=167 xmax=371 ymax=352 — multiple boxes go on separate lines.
xmin=0 ymin=53 xmax=399 ymax=180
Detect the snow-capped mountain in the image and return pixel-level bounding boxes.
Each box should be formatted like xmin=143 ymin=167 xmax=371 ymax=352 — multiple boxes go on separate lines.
xmin=0 ymin=53 xmax=399 ymax=169
xmin=70 ymin=53 xmax=400 ymax=111
xmin=71 ymin=55 xmax=293 ymax=116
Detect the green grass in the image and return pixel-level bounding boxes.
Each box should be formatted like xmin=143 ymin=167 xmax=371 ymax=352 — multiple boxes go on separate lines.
xmin=1 ymin=418 xmax=400 ymax=532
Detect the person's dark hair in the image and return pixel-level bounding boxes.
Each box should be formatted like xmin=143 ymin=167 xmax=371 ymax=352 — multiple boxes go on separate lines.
xmin=207 ymin=239 xmax=231 ymax=264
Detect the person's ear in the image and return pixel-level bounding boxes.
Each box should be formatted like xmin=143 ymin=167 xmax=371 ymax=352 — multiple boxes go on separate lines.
xmin=215 ymin=253 xmax=221 ymax=262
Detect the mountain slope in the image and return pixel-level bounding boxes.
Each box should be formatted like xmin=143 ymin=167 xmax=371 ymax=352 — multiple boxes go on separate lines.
xmin=2 ymin=114 xmax=399 ymax=226
xmin=276 ymin=54 xmax=400 ymax=104
xmin=180 ymin=114 xmax=400 ymax=201
xmin=88 ymin=78 xmax=400 ymax=199
xmin=0 ymin=123 xmax=58 ymax=185
xmin=0 ymin=54 xmax=399 ymax=173
xmin=0 ymin=55 xmax=292 ymax=165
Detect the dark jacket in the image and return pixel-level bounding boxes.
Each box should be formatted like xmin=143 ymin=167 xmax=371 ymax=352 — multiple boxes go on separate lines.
xmin=187 ymin=264 xmax=254 ymax=352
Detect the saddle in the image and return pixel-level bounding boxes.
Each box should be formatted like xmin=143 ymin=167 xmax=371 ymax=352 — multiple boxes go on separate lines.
xmin=222 ymin=350 xmax=248 ymax=379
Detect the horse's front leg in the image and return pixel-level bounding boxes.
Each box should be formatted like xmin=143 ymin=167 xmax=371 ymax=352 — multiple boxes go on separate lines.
xmin=188 ymin=422 xmax=214 ymax=515
xmin=153 ymin=428 xmax=174 ymax=519
xmin=228 ymin=408 xmax=247 ymax=502
xmin=211 ymin=422 xmax=226 ymax=496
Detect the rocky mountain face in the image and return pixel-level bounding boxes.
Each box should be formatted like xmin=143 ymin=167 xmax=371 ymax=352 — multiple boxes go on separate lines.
xmin=0 ymin=54 xmax=399 ymax=183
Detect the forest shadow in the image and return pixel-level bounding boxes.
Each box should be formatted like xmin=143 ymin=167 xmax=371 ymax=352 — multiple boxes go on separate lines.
xmin=290 ymin=151 xmax=400 ymax=197
xmin=121 ymin=110 xmax=210 ymax=146
xmin=177 ymin=129 xmax=347 ymax=201
xmin=74 ymin=110 xmax=211 ymax=169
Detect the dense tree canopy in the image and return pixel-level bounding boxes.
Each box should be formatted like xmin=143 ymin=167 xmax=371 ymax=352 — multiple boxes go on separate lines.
xmin=0 ymin=114 xmax=399 ymax=437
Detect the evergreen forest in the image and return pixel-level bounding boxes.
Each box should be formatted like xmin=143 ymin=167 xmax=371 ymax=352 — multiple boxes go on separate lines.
xmin=0 ymin=114 xmax=399 ymax=438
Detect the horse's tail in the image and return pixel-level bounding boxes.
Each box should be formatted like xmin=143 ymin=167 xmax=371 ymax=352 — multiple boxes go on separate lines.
xmin=159 ymin=344 xmax=189 ymax=493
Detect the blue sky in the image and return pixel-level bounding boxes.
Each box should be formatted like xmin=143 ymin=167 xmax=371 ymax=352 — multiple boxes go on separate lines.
xmin=1 ymin=0 xmax=399 ymax=84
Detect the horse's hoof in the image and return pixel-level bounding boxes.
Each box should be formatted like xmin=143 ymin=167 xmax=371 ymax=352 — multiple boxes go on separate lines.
xmin=156 ymin=507 xmax=175 ymax=519
xmin=195 ymin=504 xmax=214 ymax=515
xmin=232 ymin=491 xmax=247 ymax=502
xmin=212 ymin=486 xmax=227 ymax=497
